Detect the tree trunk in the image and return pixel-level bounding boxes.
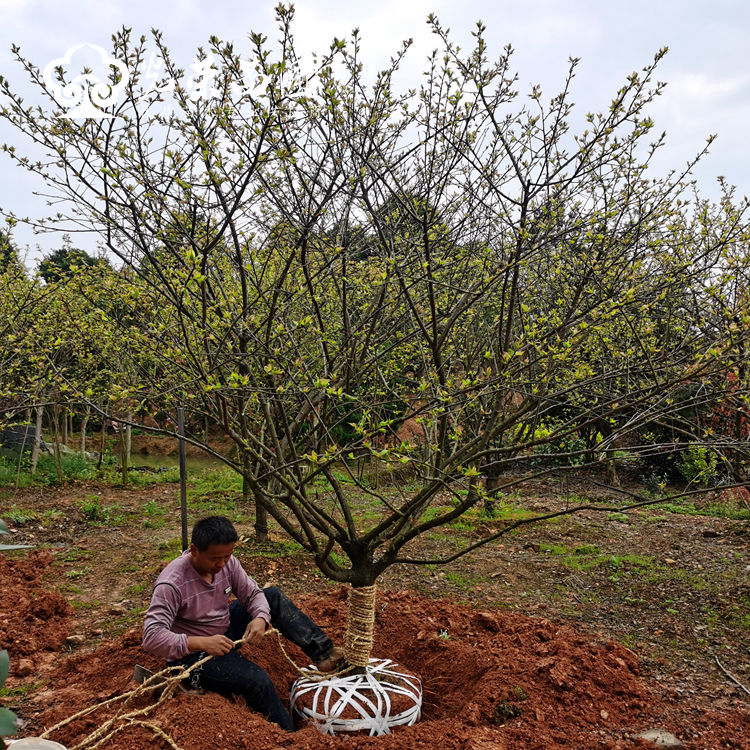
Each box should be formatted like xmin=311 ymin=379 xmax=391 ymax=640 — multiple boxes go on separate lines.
xmin=119 ymin=424 xmax=129 ymax=487
xmin=605 ymin=449 xmax=620 ymax=486
xmin=243 ymin=451 xmax=268 ymax=543
xmin=80 ymin=404 xmax=90 ymax=456
xmin=61 ymin=405 xmax=68 ymax=447
xmin=53 ymin=404 xmax=63 ymax=482
xmin=484 ymin=455 xmax=502 ymax=516
xmin=97 ymin=409 xmax=106 ymax=471
xmin=30 ymin=405 xmax=43 ymax=476
xmin=125 ymin=413 xmax=132 ymax=465
xmin=14 ymin=412 xmax=30 ymax=488
xmin=253 ymin=489 xmax=269 ymax=544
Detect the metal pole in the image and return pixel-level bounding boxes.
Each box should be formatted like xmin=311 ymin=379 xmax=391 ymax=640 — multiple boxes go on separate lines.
xmin=178 ymin=408 xmax=188 ymax=551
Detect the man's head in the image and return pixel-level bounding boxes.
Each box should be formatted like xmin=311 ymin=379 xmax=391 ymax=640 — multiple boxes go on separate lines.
xmin=191 ymin=516 xmax=238 ymax=550
xmin=189 ymin=516 xmax=238 ymax=579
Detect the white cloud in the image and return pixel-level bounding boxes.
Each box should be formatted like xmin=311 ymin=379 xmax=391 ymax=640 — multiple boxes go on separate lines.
xmin=670 ymin=72 xmax=748 ymax=101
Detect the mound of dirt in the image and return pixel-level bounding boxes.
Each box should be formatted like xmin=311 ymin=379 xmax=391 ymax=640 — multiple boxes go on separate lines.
xmin=6 ymin=587 xmax=747 ymax=749
xmin=0 ymin=550 xmax=72 ymax=659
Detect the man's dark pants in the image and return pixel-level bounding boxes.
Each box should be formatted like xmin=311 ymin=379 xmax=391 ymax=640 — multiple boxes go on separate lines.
xmin=168 ymin=586 xmax=334 ymax=731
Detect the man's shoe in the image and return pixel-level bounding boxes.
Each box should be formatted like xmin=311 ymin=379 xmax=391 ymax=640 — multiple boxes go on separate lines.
xmin=315 ymin=645 xmax=345 ymax=673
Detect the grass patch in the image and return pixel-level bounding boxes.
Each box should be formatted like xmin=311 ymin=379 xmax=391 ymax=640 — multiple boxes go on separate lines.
xmin=2 ymin=506 xmax=65 ymax=527
xmin=0 ymin=681 xmax=41 ymax=699
xmin=70 ymin=599 xmax=100 ymax=610
xmin=79 ymin=495 xmax=126 ymax=526
xmin=0 ymin=453 xmax=95 ymax=487
xmin=184 ymin=468 xmax=252 ymax=519
xmin=639 ymin=564 xmax=711 ymax=592
xmin=126 ymin=467 xmax=180 ymax=487
xmin=142 ymin=498 xmax=167 ymax=528
xmin=126 ymin=581 xmax=149 ymax=596
xmin=444 ymin=570 xmax=483 ymax=589
xmin=653 ymin=498 xmax=750 ymax=521
xmin=188 ymin=468 xmax=243 ymax=496
xmin=158 ymin=537 xmax=184 ymax=561
xmin=244 ymin=538 xmax=304 ymax=559
xmin=539 ymin=542 xmax=654 ymax=574
xmin=57 ymin=547 xmax=92 ymax=563
xmin=607 ymin=512 xmax=629 ymax=523
xmin=65 ymin=568 xmax=89 ymax=580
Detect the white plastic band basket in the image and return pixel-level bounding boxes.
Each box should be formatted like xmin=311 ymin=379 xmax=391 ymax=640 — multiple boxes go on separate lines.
xmin=290 ymin=658 xmax=422 ymax=736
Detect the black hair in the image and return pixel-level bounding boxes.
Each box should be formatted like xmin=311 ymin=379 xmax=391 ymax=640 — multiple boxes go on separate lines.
xmin=191 ymin=516 xmax=238 ymax=550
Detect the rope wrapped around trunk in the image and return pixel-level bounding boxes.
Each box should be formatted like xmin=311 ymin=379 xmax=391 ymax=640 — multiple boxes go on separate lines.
xmin=344 ymin=584 xmax=376 ymax=667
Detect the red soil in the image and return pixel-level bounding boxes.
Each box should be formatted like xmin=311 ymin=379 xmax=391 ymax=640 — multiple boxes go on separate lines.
xmin=0 ymin=551 xmax=72 ymax=657
xmin=2 ymin=558 xmax=747 ymax=749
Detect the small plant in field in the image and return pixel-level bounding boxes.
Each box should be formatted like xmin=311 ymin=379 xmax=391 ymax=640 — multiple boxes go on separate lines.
xmin=79 ymin=496 xmax=125 ymax=525
xmin=3 ymin=507 xmax=36 ymax=525
xmin=607 ymin=512 xmax=629 ymax=523
xmin=80 ymin=495 xmax=105 ymax=521
xmin=142 ymin=498 xmax=166 ymax=528
xmin=493 ymin=700 xmax=523 ymax=723
xmin=65 ymin=568 xmax=89 ymax=580
xmin=642 ymin=470 xmax=669 ymax=496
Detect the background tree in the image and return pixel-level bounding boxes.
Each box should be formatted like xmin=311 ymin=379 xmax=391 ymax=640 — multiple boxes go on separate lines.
xmin=1 ymin=9 xmax=748 ymax=665
xmin=38 ymin=237 xmax=103 ymax=283
xmin=0 ymin=229 xmax=21 ymax=274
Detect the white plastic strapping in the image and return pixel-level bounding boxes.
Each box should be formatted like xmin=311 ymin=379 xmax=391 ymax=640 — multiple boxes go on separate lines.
xmin=290 ymin=658 xmax=422 ymax=736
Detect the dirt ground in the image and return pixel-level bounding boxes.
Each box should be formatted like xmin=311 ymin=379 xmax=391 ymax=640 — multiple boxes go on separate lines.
xmin=0 ymin=456 xmax=748 ymax=749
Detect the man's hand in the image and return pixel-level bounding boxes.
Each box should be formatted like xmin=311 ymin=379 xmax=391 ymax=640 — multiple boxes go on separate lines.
xmin=242 ymin=617 xmax=267 ymax=646
xmin=187 ymin=634 xmax=234 ymax=656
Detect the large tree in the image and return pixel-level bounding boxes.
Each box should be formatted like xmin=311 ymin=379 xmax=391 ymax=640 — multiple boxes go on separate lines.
xmin=1 ymin=8 xmax=748 ymax=664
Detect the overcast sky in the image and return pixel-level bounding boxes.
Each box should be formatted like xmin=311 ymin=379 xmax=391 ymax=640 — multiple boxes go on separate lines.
xmin=1 ymin=0 xmax=748 ymax=265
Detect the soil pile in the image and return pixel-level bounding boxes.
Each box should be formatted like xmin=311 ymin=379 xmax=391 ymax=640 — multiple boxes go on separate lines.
xmin=0 ymin=550 xmax=72 ymax=658
xmin=4 ymin=587 xmax=747 ymax=749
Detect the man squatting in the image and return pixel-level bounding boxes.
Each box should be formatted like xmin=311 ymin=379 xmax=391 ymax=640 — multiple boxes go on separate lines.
xmin=142 ymin=516 xmax=344 ymax=731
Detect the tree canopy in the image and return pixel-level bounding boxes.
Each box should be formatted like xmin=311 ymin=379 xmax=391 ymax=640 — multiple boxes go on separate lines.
xmin=1 ymin=6 xmax=748 ymax=662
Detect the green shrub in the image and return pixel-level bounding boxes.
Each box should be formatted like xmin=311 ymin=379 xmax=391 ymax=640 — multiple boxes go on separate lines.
xmin=676 ymin=446 xmax=717 ymax=487
xmin=530 ymin=423 xmax=587 ymax=467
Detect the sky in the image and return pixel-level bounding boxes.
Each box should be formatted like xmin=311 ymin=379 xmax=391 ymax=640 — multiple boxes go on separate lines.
xmin=1 ymin=0 xmax=749 ymax=265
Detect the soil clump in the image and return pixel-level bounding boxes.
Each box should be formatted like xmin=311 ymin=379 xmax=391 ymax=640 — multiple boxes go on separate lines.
xmin=0 ymin=550 xmax=72 ymax=657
